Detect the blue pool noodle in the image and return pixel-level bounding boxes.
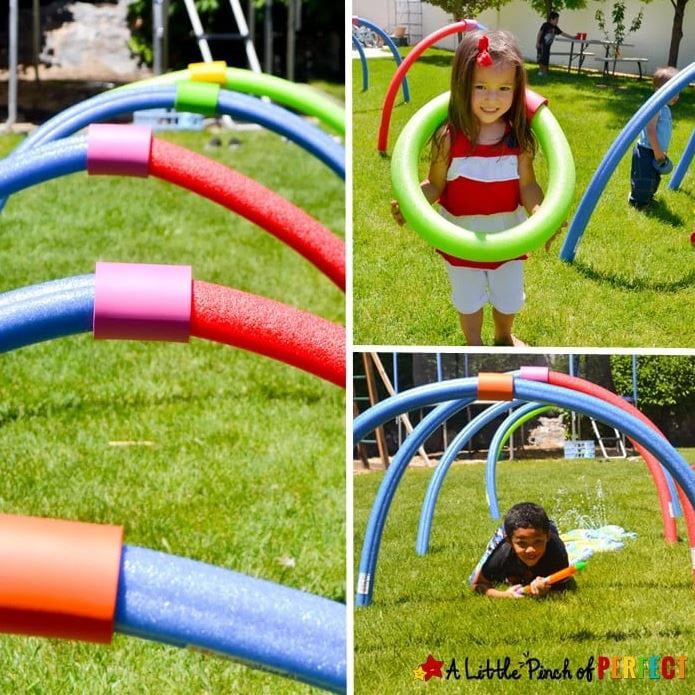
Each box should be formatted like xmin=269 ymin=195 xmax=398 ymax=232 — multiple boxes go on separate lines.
xmin=0 ymin=85 xmax=343 ymax=215
xmin=560 ymin=63 xmax=695 ymax=262
xmin=116 ymin=546 xmax=345 ymax=692
xmin=352 ymin=34 xmax=369 ymax=91
xmin=355 ymin=395 xmax=476 ymax=607
xmin=485 ymin=401 xmax=550 ymax=520
xmin=0 ymin=138 xmax=88 ymax=201
xmin=668 ymin=127 xmax=695 ymax=191
xmin=0 ymin=275 xmax=95 ymax=350
xmin=354 ymin=17 xmax=410 ymax=102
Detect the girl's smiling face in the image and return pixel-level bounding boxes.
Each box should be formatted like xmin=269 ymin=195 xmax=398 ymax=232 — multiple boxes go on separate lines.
xmin=470 ymin=62 xmax=516 ymax=125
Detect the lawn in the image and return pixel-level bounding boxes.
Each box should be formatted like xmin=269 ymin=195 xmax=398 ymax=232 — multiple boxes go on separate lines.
xmin=354 ymin=452 xmax=695 ymax=693
xmin=0 ymin=93 xmax=345 ymax=693
xmin=352 ymin=51 xmax=695 ymax=347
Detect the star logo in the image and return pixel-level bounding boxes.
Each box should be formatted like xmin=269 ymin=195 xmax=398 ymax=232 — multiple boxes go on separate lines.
xmin=420 ymin=654 xmax=444 ymax=681
xmin=413 ymin=665 xmax=426 ymax=681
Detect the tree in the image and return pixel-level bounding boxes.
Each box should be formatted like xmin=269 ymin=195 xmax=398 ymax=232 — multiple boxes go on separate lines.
xmin=527 ymin=0 xmax=590 ymax=19
xmin=422 ymin=0 xmax=513 ymax=21
xmin=595 ymin=0 xmax=646 ymax=55
xmin=424 ymin=0 xmax=593 ymax=20
xmin=667 ymin=0 xmax=690 ymax=66
xmin=611 ymin=356 xmax=695 ymax=409
xmin=582 ymin=354 xmax=616 ymax=392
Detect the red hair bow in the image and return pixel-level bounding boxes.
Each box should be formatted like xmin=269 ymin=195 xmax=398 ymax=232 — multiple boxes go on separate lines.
xmin=476 ymin=35 xmax=493 ymax=66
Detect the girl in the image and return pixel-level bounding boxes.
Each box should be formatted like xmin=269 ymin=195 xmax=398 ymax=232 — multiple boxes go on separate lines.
xmin=392 ymin=30 xmax=547 ymax=346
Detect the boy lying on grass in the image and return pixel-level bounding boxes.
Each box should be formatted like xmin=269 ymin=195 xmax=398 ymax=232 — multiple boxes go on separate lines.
xmin=469 ymin=502 xmax=575 ymax=599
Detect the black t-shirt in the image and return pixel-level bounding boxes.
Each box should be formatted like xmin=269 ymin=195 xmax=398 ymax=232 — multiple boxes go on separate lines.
xmin=539 ymin=22 xmax=562 ymax=47
xmin=481 ymin=528 xmax=570 ymax=589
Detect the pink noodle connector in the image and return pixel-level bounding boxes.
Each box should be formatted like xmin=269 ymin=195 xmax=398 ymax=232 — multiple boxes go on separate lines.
xmin=86 ymin=124 xmax=152 ymax=177
xmin=524 ymin=90 xmax=548 ymax=119
xmin=519 ymin=366 xmax=549 ymax=382
xmin=93 ymin=262 xmax=192 ymax=342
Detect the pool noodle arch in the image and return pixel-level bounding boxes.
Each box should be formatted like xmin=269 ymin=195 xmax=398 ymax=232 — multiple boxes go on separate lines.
xmin=484 ymin=403 xmax=682 ymax=525
xmin=0 ymin=83 xmax=344 ymax=193
xmin=391 ymin=91 xmax=575 ymax=261
xmin=532 ymin=371 xmax=684 ymax=513
xmin=354 ymin=375 xmax=695 ymax=606
xmin=0 ymin=267 xmax=345 ymax=691
xmin=352 ymin=34 xmax=369 ymax=91
xmin=415 ymin=395 xmax=680 ymax=556
xmin=377 ymin=19 xmax=485 ymax=153
xmin=486 ymin=402 xmax=668 ymax=523
xmin=352 ymin=17 xmax=410 ymax=102
xmin=560 ymin=62 xmax=695 ymax=262
xmin=668 ymin=127 xmax=695 ymax=191
xmin=0 ymin=269 xmax=345 ymax=386
xmin=131 ymin=62 xmax=345 ymax=136
xmin=0 ymin=129 xmax=345 ymax=290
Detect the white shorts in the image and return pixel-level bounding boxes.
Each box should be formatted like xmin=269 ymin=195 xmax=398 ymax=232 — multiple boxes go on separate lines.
xmin=444 ymin=260 xmax=525 ymax=314
xmin=439 ymin=206 xmax=527 ymax=315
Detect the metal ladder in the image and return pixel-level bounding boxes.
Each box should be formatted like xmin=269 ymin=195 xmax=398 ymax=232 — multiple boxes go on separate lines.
xmin=590 ymin=417 xmax=627 ymax=458
xmin=394 ymin=0 xmax=423 ymax=44
xmin=182 ymin=0 xmax=261 ymax=73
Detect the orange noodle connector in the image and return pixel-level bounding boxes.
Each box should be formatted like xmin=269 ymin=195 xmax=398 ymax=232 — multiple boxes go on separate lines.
xmin=477 ymin=373 xmax=514 ymax=402
xmin=0 ymin=514 xmax=123 ymax=643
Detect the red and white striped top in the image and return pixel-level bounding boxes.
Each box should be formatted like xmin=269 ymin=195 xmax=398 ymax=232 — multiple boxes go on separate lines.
xmin=438 ymin=127 xmax=527 ymax=269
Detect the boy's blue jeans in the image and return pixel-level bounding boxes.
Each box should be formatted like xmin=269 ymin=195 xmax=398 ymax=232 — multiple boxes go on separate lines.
xmin=629 ymin=144 xmax=661 ymax=206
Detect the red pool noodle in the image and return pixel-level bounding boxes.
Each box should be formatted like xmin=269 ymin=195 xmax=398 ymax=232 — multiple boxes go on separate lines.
xmin=190 ymin=280 xmax=345 ymax=387
xmin=377 ymin=20 xmax=479 ymax=153
xmin=149 ymin=139 xmax=345 ymax=291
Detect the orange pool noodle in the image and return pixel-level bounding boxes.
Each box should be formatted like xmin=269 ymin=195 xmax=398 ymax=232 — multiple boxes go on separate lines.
xmin=521 ymin=561 xmax=587 ymax=595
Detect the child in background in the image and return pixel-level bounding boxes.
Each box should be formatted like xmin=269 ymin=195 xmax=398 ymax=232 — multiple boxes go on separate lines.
xmin=391 ymin=30 xmax=558 ymax=346
xmin=469 ymin=502 xmax=573 ymax=599
xmin=629 ymin=66 xmax=680 ymax=210
xmin=536 ymin=12 xmax=575 ymax=77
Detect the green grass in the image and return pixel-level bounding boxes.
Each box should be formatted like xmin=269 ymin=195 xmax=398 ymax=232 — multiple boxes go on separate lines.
xmin=352 ymin=52 xmax=695 ymax=347
xmin=354 ymin=451 xmax=695 ymax=693
xmin=0 ymin=98 xmax=344 ymax=693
